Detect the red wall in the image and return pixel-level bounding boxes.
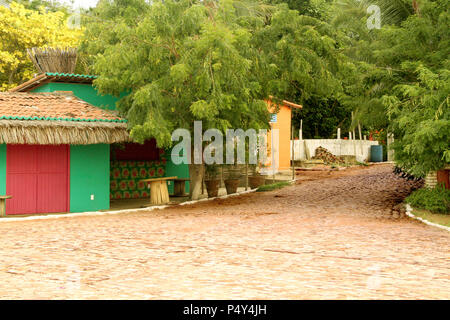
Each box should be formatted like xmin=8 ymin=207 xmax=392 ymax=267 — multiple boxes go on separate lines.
xmin=6 ymin=145 xmax=69 ymax=215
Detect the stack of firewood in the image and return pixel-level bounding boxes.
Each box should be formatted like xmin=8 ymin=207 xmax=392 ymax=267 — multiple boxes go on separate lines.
xmin=312 ymin=146 xmax=345 ymax=164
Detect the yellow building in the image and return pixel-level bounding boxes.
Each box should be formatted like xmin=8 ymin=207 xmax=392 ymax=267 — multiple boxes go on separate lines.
xmin=266 ymin=98 xmax=302 ymax=171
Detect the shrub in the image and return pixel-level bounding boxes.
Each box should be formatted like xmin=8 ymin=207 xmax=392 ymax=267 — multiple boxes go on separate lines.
xmin=256 ymin=182 xmax=291 ymax=192
xmin=406 ymin=185 xmax=450 ymax=214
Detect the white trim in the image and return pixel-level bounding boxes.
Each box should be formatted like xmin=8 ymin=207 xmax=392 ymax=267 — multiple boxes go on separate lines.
xmin=0 ymin=187 xmax=262 ymax=222
xmin=405 ymin=204 xmax=450 ymax=232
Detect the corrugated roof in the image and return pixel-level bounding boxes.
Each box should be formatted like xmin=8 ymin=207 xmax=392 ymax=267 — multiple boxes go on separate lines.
xmin=0 ymin=92 xmax=126 ymax=123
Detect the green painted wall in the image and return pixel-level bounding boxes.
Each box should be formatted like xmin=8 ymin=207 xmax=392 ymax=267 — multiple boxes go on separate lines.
xmin=30 ymin=82 xmax=191 ymax=198
xmin=164 ymin=149 xmax=190 ymax=195
xmin=70 ymin=144 xmax=110 ymax=212
xmin=0 ymin=145 xmax=6 ymax=195
xmin=31 ymin=83 xmax=126 ymax=110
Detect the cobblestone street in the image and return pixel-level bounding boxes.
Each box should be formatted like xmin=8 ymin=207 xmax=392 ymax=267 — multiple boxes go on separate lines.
xmin=0 ymin=164 xmax=448 ymax=299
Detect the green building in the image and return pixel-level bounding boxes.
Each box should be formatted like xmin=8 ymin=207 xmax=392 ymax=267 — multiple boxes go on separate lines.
xmin=0 ymin=72 xmax=188 ymax=215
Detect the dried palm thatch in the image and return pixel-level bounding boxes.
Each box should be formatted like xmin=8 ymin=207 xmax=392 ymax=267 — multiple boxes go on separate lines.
xmin=0 ymin=120 xmax=130 ymax=145
xmin=27 ymin=47 xmax=78 ymax=74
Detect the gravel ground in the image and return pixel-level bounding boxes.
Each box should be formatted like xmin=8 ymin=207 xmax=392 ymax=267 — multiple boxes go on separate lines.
xmin=0 ymin=164 xmax=448 ymax=299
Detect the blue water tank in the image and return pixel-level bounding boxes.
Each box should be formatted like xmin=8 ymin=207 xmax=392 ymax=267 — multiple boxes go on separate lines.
xmin=370 ymin=145 xmax=383 ymax=162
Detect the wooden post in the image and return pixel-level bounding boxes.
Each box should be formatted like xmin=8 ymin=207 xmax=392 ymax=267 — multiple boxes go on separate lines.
xmin=291 ymin=125 xmax=295 ymax=180
xmin=358 ymin=122 xmax=362 ymax=140
xmin=143 ymin=177 xmax=176 ymax=205
xmin=351 ymin=111 xmax=356 ymax=141
xmin=0 ymin=199 xmax=6 ymax=217
xmin=304 ymin=140 xmax=310 ymax=160
xmin=337 ymin=128 xmax=341 ymax=139
xmin=201 ymin=177 xmax=204 ymax=195
xmin=0 ymin=196 xmax=12 ymax=217
xmin=299 ymin=119 xmax=303 ymax=140
xmin=150 ymin=180 xmax=170 ymax=205
xmin=387 ymin=133 xmax=395 ymax=161
xmin=270 ymin=123 xmax=275 ymax=183
xmin=245 ymin=163 xmax=248 ymax=191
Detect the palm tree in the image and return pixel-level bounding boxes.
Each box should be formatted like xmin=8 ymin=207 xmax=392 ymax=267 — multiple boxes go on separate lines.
xmin=333 ymin=0 xmax=418 ymax=28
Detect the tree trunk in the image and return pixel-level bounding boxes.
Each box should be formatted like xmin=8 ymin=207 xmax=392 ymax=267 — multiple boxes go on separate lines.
xmin=189 ymin=163 xmax=204 ymax=200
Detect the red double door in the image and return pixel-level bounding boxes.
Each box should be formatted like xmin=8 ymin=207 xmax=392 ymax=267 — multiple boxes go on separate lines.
xmin=6 ymin=145 xmax=69 ymax=215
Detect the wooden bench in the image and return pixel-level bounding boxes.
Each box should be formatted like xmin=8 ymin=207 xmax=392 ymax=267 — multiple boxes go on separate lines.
xmin=0 ymin=195 xmax=12 ymax=217
xmin=141 ymin=177 xmax=177 ymax=205
xmin=172 ymin=178 xmax=190 ymax=197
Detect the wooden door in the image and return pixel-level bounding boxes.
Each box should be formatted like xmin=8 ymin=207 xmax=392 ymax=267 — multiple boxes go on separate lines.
xmin=6 ymin=145 xmax=69 ymax=215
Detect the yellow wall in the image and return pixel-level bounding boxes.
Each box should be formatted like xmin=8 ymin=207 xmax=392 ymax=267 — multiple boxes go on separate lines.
xmin=266 ymin=101 xmax=292 ymax=171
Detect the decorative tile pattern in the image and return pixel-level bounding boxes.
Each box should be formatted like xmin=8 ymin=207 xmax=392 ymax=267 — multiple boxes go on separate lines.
xmin=110 ymin=156 xmax=167 ymax=200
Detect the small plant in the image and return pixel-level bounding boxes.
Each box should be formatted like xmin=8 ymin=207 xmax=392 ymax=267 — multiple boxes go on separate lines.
xmin=256 ymin=181 xmax=291 ymax=192
xmin=406 ymin=184 xmax=450 ymax=214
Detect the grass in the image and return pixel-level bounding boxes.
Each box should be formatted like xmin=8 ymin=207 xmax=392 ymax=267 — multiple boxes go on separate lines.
xmin=411 ymin=208 xmax=450 ymax=228
xmin=256 ymin=181 xmax=291 ymax=192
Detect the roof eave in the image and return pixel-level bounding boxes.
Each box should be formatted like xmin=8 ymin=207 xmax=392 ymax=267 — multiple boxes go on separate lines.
xmin=9 ymin=73 xmax=50 ymax=92
xmin=9 ymin=73 xmax=96 ymax=92
xmin=267 ymin=96 xmax=303 ymax=109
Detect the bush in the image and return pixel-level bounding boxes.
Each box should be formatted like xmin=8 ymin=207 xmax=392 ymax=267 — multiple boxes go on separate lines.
xmin=406 ymin=185 xmax=450 ymax=214
xmin=256 ymin=181 xmax=291 ymax=192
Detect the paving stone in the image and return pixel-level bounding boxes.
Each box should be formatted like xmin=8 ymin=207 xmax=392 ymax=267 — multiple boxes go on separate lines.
xmin=0 ymin=164 xmax=448 ymax=299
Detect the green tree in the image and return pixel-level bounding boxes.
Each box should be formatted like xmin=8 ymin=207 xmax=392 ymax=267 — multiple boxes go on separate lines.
xmin=82 ymin=0 xmax=271 ymax=199
xmin=379 ymin=0 xmax=449 ymax=176
xmin=264 ymin=0 xmax=331 ymax=18
xmin=8 ymin=0 xmax=72 ymax=12
xmin=331 ymin=0 xmax=449 ymax=175
xmin=254 ymin=1 xmax=354 ymax=137
xmin=82 ymin=0 xmax=352 ymax=198
xmin=0 ymin=2 xmax=81 ymax=90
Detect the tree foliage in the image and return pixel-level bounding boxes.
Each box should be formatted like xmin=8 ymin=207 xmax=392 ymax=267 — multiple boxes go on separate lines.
xmin=0 ymin=2 xmax=81 ymax=90
xmin=5 ymin=0 xmax=72 ymax=13
xmin=82 ymin=0 xmax=356 ymax=198
xmin=331 ymin=0 xmax=449 ymax=175
xmin=379 ymin=0 xmax=450 ymax=176
xmin=83 ymin=0 xmax=272 ymax=147
xmin=82 ymin=0 xmax=351 ymax=144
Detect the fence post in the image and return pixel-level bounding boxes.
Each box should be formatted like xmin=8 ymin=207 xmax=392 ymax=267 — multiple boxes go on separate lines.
xmin=387 ymin=133 xmax=395 ymax=161
xmin=299 ymin=119 xmax=303 ymax=141
xmin=291 ymin=125 xmax=295 ymax=180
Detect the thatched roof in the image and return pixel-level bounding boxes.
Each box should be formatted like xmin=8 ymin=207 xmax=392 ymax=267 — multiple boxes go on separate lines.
xmin=0 ymin=120 xmax=129 ymax=145
xmin=27 ymin=47 xmax=78 ymax=74
xmin=0 ymin=92 xmax=129 ymax=145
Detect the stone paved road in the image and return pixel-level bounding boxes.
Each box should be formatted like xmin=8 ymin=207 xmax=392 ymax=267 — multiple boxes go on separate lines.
xmin=0 ymin=164 xmax=448 ymax=299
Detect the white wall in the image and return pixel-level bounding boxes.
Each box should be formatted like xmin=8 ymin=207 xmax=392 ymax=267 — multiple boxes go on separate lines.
xmin=291 ymin=139 xmax=379 ymax=162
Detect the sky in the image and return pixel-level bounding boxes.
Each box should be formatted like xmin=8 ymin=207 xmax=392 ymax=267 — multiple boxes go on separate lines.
xmin=59 ymin=0 xmax=99 ymax=9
